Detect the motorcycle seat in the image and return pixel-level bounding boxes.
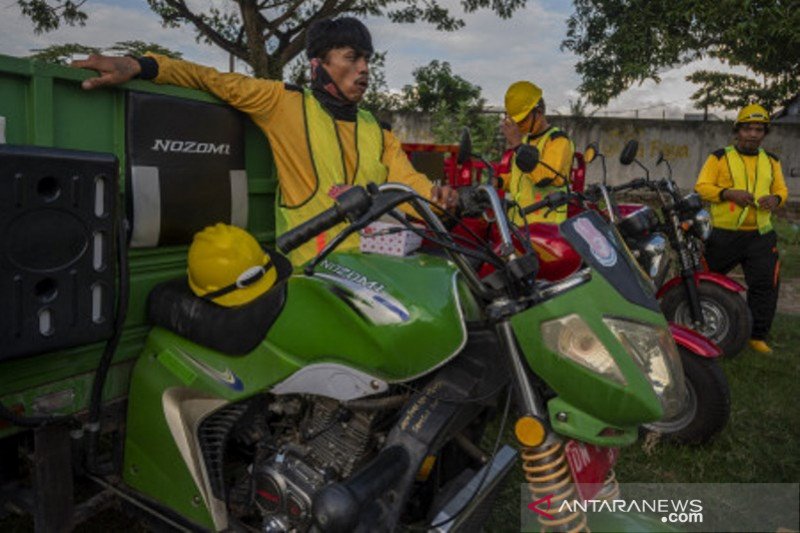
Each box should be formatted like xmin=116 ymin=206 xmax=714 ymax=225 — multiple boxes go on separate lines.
xmin=146 ymin=251 xmax=293 ymax=355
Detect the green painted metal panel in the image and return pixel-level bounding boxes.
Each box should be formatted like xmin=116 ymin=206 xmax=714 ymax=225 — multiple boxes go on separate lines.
xmin=511 ymin=271 xmax=665 ymax=430
xmin=0 ymin=54 xmax=278 ymax=427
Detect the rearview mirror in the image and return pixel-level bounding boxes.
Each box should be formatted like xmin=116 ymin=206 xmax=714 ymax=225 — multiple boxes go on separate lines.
xmin=457 ymin=127 xmax=473 ymax=165
xmin=584 ymin=142 xmax=599 ymax=163
xmin=515 ymin=144 xmax=540 ymax=173
xmin=619 ymin=140 xmax=639 ymax=166
xmin=656 ymin=151 xmax=665 ymax=166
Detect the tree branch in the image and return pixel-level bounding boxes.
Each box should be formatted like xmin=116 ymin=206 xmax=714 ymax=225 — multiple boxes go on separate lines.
xmin=161 ymin=0 xmax=248 ymax=61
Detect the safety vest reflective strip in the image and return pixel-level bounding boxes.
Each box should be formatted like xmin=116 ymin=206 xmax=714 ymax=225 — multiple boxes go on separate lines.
xmin=508 ymin=127 xmax=572 ymax=225
xmin=275 ymin=90 xmax=388 ymax=265
xmin=709 ymin=146 xmax=773 ymax=234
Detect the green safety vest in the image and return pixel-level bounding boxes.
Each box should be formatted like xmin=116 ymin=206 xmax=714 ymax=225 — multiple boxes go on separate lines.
xmin=710 ymin=146 xmax=774 ymax=234
xmin=508 ymin=127 xmax=572 ymax=225
xmin=275 ymin=89 xmax=388 ymax=265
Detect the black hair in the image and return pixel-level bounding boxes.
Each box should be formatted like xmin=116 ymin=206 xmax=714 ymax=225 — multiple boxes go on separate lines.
xmin=306 ymin=17 xmax=374 ymax=60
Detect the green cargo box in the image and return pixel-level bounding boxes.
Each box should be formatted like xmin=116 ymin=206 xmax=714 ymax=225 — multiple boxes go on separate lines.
xmin=0 ymin=54 xmax=278 ymax=436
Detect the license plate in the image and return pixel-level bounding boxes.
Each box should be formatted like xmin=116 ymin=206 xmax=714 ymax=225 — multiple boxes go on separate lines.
xmin=564 ymin=440 xmax=619 ymax=501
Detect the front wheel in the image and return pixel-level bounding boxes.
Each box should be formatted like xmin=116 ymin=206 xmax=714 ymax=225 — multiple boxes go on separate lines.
xmin=660 ymin=280 xmax=751 ymax=357
xmin=643 ymin=347 xmax=730 ymax=445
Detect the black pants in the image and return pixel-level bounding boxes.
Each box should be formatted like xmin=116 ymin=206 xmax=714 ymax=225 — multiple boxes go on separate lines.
xmin=704 ymin=228 xmax=780 ymax=340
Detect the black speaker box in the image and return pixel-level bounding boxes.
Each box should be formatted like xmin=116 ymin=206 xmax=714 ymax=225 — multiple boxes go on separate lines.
xmin=0 ymin=145 xmax=118 ymax=360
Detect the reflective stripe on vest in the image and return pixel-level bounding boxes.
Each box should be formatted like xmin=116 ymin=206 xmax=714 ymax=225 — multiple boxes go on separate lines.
xmin=709 ymin=146 xmax=773 ymax=234
xmin=275 ymin=90 xmax=388 ymax=265
xmin=508 ymin=127 xmax=572 ymax=225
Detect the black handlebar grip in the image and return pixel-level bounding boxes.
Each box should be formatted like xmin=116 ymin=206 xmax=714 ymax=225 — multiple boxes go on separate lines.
xmin=521 ymin=190 xmax=568 ymax=215
xmin=276 ymin=186 xmax=372 ymax=254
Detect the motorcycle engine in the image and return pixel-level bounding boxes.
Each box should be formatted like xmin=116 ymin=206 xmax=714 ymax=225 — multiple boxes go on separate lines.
xmin=250 ymin=397 xmax=382 ymax=531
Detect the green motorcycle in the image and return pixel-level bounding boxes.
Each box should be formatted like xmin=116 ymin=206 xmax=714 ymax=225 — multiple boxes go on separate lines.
xmin=100 ymin=166 xmax=684 ymax=532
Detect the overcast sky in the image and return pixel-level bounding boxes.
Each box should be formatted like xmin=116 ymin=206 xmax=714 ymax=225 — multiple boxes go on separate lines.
xmin=0 ymin=0 xmax=744 ymax=118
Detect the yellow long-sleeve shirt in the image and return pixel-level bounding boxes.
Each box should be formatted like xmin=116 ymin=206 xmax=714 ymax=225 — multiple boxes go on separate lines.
xmin=146 ymin=54 xmax=434 ymax=208
xmin=695 ymin=147 xmax=788 ymax=230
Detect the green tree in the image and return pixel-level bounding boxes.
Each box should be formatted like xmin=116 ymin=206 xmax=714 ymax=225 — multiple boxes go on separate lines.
xmin=17 ymin=0 xmax=530 ymax=80
xmin=562 ymin=0 xmax=800 ymax=111
xmin=29 ymin=41 xmax=182 ymax=65
xmin=401 ymin=60 xmax=501 ymax=158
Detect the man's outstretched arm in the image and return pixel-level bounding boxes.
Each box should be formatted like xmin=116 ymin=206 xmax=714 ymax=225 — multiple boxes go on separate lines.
xmin=71 ymin=54 xmax=282 ymax=118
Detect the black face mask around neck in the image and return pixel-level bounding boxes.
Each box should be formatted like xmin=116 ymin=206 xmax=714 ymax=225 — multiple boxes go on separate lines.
xmin=310 ymin=62 xmax=358 ymax=122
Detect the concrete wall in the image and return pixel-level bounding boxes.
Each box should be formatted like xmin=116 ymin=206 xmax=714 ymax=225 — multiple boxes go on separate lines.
xmin=387 ymin=112 xmax=800 ymax=199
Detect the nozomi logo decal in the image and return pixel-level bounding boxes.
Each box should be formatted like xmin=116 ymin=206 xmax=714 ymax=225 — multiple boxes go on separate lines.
xmin=150 ymin=139 xmax=231 ymax=155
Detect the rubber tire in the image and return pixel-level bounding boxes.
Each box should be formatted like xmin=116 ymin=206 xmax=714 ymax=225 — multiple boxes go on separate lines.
xmin=643 ymin=347 xmax=730 ymax=445
xmin=660 ymin=280 xmax=751 ymax=358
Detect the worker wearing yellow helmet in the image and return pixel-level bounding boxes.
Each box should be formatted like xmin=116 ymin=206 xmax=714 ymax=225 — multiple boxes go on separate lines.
xmin=695 ymin=103 xmax=788 ymax=353
xmin=501 ymin=81 xmax=574 ymax=225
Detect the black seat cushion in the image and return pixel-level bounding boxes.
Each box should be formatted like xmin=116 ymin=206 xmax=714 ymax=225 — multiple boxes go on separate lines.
xmin=147 ymin=251 xmax=293 ymax=355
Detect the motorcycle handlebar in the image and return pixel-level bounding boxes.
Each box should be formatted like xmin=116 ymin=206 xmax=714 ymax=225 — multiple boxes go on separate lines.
xmin=610 ymin=177 xmax=648 ymax=193
xmin=276 ymin=186 xmax=372 ymax=254
xmin=520 ymin=190 xmax=570 ymax=215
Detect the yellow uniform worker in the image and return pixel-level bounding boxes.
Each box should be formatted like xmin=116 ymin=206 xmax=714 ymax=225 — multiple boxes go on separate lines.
xmin=694 ymin=103 xmax=788 ymax=353
xmin=73 ymin=18 xmax=457 ymax=266
xmin=500 ymin=81 xmax=574 ymax=225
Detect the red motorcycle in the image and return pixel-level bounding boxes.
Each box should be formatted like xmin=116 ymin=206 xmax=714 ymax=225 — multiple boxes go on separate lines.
xmin=580 ymin=140 xmax=752 ymax=358
xmin=447 ymin=132 xmax=730 ymax=444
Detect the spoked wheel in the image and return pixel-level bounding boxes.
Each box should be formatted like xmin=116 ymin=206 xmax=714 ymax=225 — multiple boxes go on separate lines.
xmin=643 ymin=347 xmax=730 ymax=445
xmin=660 ymin=280 xmax=751 ymax=357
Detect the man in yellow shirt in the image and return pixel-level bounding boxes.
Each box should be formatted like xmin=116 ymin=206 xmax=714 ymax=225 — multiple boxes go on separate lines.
xmin=694 ymin=103 xmax=788 ymax=353
xmin=72 ymin=17 xmax=457 ymax=265
xmin=500 ymin=81 xmax=574 ymax=225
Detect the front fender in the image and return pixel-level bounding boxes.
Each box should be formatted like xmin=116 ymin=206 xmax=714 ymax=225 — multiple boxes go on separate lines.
xmin=656 ymin=272 xmax=746 ymax=299
xmin=669 ymin=322 xmax=722 ymax=358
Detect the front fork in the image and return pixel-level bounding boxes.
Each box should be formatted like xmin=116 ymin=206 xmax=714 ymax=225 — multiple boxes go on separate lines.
xmin=495 ymin=320 xmax=616 ymax=532
xmin=672 ymin=212 xmax=705 ymax=327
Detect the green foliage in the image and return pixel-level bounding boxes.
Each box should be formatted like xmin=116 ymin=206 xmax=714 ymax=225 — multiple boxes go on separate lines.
xmin=29 ymin=42 xmax=100 ymax=64
xmin=562 ymin=0 xmax=800 ymax=111
xmin=17 ymin=0 xmax=88 ymax=34
xmin=16 ymin=0 xmax=531 ymax=80
xmin=401 ymin=60 xmax=501 ymax=158
xmin=105 ymin=40 xmax=183 ymax=59
xmin=28 ymin=41 xmax=182 ymax=65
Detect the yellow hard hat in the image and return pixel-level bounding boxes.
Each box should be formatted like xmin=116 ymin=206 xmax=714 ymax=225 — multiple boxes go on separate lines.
xmin=505 ymin=81 xmax=543 ymax=123
xmin=187 ymin=223 xmax=278 ymax=307
xmin=735 ymin=103 xmax=770 ymax=125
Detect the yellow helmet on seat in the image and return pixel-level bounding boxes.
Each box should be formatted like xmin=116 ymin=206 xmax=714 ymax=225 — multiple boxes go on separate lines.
xmin=505 ymin=81 xmax=543 ymax=123
xmin=735 ymin=103 xmax=770 ymax=126
xmin=188 ymin=223 xmax=278 ymax=307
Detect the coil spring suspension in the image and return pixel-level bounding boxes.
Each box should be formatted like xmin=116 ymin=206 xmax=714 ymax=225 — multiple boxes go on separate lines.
xmin=595 ymin=468 xmax=620 ymax=501
xmin=522 ymin=441 xmax=588 ymax=532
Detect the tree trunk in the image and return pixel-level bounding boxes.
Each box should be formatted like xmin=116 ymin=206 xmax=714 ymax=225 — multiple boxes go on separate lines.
xmin=238 ymin=0 xmax=271 ymax=78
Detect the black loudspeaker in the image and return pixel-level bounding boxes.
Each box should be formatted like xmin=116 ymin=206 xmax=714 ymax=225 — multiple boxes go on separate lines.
xmin=126 ymin=92 xmax=248 ymax=247
xmin=0 ymin=145 xmax=118 ymax=361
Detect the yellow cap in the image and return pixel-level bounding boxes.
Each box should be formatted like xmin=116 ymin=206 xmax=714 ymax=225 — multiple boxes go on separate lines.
xmin=187 ymin=223 xmax=278 ymax=307
xmin=505 ymin=81 xmax=543 ymax=123
xmin=736 ymin=103 xmax=770 ymax=125
xmin=514 ymin=416 xmax=546 ymax=447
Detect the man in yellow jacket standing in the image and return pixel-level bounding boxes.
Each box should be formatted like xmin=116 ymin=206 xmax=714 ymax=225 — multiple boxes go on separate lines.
xmin=72 ymin=18 xmax=457 ymax=265
xmin=500 ymin=81 xmax=574 ymax=225
xmin=694 ymin=104 xmax=788 ymax=353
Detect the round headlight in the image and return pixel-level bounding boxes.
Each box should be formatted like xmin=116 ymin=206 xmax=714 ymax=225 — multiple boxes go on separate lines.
xmin=693 ymin=209 xmax=712 ymax=240
xmin=642 ymin=234 xmax=668 ymax=279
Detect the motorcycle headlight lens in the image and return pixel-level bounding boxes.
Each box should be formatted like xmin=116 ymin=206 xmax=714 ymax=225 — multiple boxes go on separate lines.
xmin=542 ymin=314 xmax=627 ymax=386
xmin=693 ymin=209 xmax=712 ymax=240
xmin=641 ymin=234 xmax=668 ymax=279
xmin=603 ymin=318 xmax=686 ymax=419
